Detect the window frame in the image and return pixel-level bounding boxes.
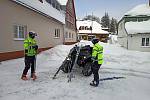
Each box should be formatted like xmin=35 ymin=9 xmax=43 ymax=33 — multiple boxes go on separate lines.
xmin=141 ymin=37 xmax=150 ymax=47
xmin=54 ymin=29 xmax=60 ymax=38
xmin=13 ymin=25 xmax=27 ymax=41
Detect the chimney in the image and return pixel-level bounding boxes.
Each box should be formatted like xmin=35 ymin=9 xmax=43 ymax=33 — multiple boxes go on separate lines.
xmin=149 ymin=0 xmax=150 ymax=6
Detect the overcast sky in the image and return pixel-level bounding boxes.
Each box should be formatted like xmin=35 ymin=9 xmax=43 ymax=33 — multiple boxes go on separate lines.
xmin=74 ymin=0 xmax=148 ymax=20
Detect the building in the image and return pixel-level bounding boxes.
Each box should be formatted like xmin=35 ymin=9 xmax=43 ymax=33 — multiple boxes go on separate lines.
xmin=77 ymin=20 xmax=109 ymax=42
xmin=0 ymin=0 xmax=77 ymax=61
xmin=57 ymin=0 xmax=77 ymax=45
xmin=118 ymin=3 xmax=150 ymax=52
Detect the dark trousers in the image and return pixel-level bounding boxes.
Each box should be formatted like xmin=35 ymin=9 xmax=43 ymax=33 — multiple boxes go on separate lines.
xmin=22 ymin=56 xmax=36 ymax=75
xmin=91 ymin=61 xmax=101 ymax=82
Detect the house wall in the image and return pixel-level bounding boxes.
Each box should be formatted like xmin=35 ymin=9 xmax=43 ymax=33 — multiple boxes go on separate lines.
xmin=0 ymin=0 xmax=64 ymax=61
xmin=65 ymin=0 xmax=77 ymax=43
xmin=118 ymin=19 xmax=128 ymax=48
xmin=64 ymin=28 xmax=77 ymax=42
xmin=0 ymin=0 xmax=64 ymax=53
xmin=128 ymin=34 xmax=150 ymax=52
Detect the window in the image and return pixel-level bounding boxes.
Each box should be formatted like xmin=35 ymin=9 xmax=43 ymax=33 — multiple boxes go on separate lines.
xmin=69 ymin=32 xmax=71 ymax=38
xmin=54 ymin=29 xmax=60 ymax=38
xmin=65 ymin=32 xmax=68 ymax=38
xmin=146 ymin=38 xmax=149 ymax=46
xmin=13 ymin=25 xmax=27 ymax=40
xmin=138 ymin=18 xmax=144 ymax=22
xmin=126 ymin=17 xmax=137 ymax=22
xmin=80 ymin=26 xmax=84 ymax=30
xmin=56 ymin=4 xmax=60 ymax=10
xmin=90 ymin=26 xmax=92 ymax=30
xmin=78 ymin=35 xmax=82 ymax=40
xmin=79 ymin=26 xmax=82 ymax=30
xmin=137 ymin=17 xmax=149 ymax=22
xmin=72 ymin=33 xmax=73 ymax=38
xmin=85 ymin=26 xmax=88 ymax=30
xmin=142 ymin=38 xmax=150 ymax=46
xmin=52 ymin=2 xmax=56 ymax=8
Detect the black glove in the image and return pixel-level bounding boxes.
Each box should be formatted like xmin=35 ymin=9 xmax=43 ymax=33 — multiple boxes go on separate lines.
xmin=32 ymin=45 xmax=38 ymax=50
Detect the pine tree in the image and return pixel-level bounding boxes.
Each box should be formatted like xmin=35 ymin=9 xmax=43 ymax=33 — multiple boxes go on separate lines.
xmin=110 ymin=18 xmax=116 ymax=33
xmin=114 ymin=19 xmax=118 ymax=34
xmin=101 ymin=12 xmax=110 ymax=29
xmin=110 ymin=18 xmax=118 ymax=34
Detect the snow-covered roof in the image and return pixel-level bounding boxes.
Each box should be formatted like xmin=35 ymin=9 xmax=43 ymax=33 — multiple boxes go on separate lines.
xmin=125 ymin=4 xmax=150 ymax=16
xmin=77 ymin=20 xmax=109 ymax=34
xmin=57 ymin=0 xmax=68 ymax=5
xmin=125 ymin=20 xmax=150 ymax=34
xmin=12 ymin=0 xmax=65 ymax=24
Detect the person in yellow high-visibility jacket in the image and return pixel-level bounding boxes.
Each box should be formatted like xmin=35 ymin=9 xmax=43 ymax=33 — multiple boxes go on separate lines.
xmin=90 ymin=38 xmax=103 ymax=87
xmin=21 ymin=31 xmax=38 ymax=80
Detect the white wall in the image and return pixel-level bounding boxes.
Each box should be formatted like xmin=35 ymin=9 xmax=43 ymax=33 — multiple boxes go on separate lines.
xmin=128 ymin=34 xmax=150 ymax=52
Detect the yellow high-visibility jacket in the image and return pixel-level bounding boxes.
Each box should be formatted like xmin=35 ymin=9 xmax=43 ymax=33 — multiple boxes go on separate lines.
xmin=92 ymin=43 xmax=103 ymax=64
xmin=24 ymin=37 xmax=37 ymax=56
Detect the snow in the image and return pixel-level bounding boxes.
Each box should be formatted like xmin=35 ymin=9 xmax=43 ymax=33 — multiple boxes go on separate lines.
xmin=125 ymin=4 xmax=150 ymax=16
xmin=77 ymin=20 xmax=109 ymax=34
xmin=1 ymin=41 xmax=150 ymax=100
xmin=108 ymin=35 xmax=118 ymax=44
xmin=12 ymin=0 xmax=65 ymax=24
xmin=125 ymin=20 xmax=150 ymax=34
xmin=57 ymin=0 xmax=68 ymax=5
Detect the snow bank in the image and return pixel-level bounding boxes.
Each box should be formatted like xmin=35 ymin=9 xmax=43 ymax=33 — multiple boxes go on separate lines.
xmin=108 ymin=35 xmax=118 ymax=44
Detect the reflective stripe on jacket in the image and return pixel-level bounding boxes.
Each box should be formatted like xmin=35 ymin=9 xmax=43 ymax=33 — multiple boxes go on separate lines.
xmin=92 ymin=43 xmax=103 ymax=64
xmin=24 ymin=37 xmax=37 ymax=56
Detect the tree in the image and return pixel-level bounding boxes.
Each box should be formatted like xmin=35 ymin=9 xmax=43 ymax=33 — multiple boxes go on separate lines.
xmin=110 ymin=18 xmax=118 ymax=34
xmin=101 ymin=12 xmax=110 ymax=29
xmin=114 ymin=19 xmax=118 ymax=34
xmin=83 ymin=15 xmax=101 ymax=24
xmin=110 ymin=18 xmax=115 ymax=33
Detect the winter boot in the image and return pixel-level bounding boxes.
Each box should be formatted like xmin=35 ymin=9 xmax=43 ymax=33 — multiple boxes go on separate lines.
xmin=21 ymin=74 xmax=28 ymax=80
xmin=31 ymin=73 xmax=37 ymax=80
xmin=90 ymin=80 xmax=99 ymax=87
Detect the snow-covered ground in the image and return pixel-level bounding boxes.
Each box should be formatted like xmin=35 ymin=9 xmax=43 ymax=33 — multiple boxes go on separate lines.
xmin=0 ymin=41 xmax=150 ymax=100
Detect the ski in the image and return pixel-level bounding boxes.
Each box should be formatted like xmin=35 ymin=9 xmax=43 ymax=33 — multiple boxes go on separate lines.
xmin=67 ymin=45 xmax=81 ymax=82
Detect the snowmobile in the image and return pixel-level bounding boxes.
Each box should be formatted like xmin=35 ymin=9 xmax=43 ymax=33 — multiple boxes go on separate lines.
xmin=53 ymin=44 xmax=93 ymax=80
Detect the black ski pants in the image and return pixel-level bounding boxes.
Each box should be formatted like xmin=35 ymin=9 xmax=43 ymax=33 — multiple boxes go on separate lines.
xmin=91 ymin=61 xmax=101 ymax=82
xmin=23 ymin=56 xmax=36 ymax=75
